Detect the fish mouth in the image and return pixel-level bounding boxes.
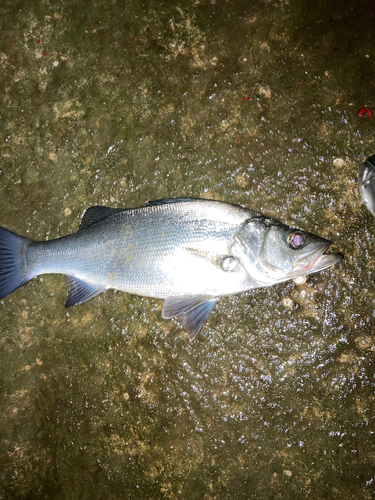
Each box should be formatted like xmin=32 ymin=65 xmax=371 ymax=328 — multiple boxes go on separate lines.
xmin=296 ymin=242 xmax=343 ymax=275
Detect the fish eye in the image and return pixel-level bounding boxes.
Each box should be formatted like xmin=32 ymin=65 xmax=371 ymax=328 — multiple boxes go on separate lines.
xmin=288 ymin=230 xmax=306 ymax=249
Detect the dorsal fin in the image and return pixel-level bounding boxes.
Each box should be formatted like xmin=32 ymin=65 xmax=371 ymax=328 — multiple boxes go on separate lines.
xmin=79 ymin=206 xmax=125 ymax=230
xmin=145 ymin=198 xmax=199 ymax=206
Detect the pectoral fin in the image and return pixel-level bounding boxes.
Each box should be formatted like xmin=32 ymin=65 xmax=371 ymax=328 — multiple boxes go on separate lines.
xmin=65 ymin=277 xmax=106 ymax=307
xmin=162 ymin=295 xmax=218 ymax=339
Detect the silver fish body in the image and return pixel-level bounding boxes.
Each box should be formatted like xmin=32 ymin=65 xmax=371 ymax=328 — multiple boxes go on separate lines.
xmin=0 ymin=198 xmax=343 ymax=338
xmin=359 ymin=154 xmax=375 ymax=216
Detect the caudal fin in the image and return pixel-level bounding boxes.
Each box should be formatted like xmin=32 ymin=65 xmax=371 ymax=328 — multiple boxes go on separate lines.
xmin=0 ymin=226 xmax=32 ymax=300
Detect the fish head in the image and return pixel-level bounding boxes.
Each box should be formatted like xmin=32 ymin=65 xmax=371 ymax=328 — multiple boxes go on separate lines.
xmin=359 ymin=154 xmax=375 ymax=216
xmin=233 ymin=217 xmax=343 ymax=286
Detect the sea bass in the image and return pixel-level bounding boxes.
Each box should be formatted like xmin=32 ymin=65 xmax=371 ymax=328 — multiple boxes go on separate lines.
xmin=359 ymin=154 xmax=375 ymax=216
xmin=0 ymin=198 xmax=343 ymax=338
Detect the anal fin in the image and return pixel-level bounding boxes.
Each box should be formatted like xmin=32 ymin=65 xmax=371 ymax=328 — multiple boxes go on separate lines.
xmin=65 ymin=276 xmax=106 ymax=307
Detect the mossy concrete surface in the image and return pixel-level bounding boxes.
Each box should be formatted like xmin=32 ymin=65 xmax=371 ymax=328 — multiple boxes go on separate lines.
xmin=0 ymin=0 xmax=375 ymax=498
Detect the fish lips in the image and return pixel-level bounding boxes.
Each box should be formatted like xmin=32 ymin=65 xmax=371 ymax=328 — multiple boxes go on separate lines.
xmin=296 ymin=241 xmax=343 ymax=275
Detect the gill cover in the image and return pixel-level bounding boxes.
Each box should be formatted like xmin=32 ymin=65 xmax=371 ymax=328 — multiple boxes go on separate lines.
xmin=230 ymin=217 xmax=287 ymax=285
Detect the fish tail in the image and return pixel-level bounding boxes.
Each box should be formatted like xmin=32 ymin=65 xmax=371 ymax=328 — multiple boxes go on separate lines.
xmin=0 ymin=226 xmax=33 ymax=300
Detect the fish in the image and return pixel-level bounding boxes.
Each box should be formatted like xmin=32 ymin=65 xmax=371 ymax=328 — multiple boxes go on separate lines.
xmin=0 ymin=198 xmax=343 ymax=339
xmin=359 ymin=154 xmax=375 ymax=216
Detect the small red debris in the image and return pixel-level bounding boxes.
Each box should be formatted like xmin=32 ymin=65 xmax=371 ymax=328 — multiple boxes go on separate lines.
xmin=36 ymin=39 xmax=40 ymax=43
xmin=43 ymin=52 xmax=47 ymax=56
xmin=359 ymin=108 xmax=372 ymax=119
xmin=244 ymin=97 xmax=249 ymax=100
xmin=132 ymin=38 xmax=135 ymax=41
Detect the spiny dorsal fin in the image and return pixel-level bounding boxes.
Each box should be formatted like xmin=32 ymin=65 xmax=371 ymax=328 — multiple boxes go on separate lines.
xmin=65 ymin=276 xmax=106 ymax=307
xmin=79 ymin=206 xmax=125 ymax=231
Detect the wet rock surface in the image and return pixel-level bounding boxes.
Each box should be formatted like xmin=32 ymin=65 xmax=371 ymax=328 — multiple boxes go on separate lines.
xmin=0 ymin=0 xmax=375 ymax=498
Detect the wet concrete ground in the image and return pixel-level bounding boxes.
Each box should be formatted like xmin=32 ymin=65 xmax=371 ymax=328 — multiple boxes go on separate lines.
xmin=0 ymin=0 xmax=375 ymax=498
